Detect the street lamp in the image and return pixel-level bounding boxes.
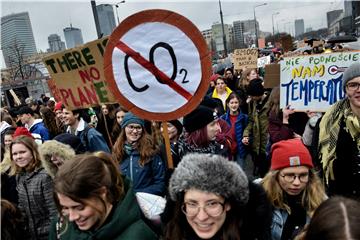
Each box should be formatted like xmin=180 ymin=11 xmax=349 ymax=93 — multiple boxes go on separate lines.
xmin=219 ymin=0 xmax=227 ymax=57
xmin=114 ymin=1 xmax=125 ymax=25
xmin=253 ymin=3 xmax=267 ymax=48
xmin=272 ymin=12 xmax=279 ymax=46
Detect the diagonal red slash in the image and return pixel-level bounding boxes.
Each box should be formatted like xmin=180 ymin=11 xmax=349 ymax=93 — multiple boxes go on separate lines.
xmin=115 ymin=41 xmax=193 ymax=101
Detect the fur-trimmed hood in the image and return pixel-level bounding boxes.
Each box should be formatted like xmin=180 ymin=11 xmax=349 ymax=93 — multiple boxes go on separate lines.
xmin=39 ymin=140 xmax=75 ymax=178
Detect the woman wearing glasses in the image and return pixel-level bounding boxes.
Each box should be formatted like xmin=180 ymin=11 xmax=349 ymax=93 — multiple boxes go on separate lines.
xmin=262 ymin=139 xmax=326 ymax=240
xmin=163 ymin=153 xmax=272 ymax=240
xmin=112 ymin=112 xmax=166 ymax=196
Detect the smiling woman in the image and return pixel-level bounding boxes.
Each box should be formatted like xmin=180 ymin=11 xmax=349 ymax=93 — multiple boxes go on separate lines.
xmin=50 ymin=152 xmax=157 ymax=240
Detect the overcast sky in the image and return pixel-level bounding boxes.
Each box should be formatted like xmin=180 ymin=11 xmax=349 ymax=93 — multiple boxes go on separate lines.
xmin=1 ymin=0 xmax=344 ymax=61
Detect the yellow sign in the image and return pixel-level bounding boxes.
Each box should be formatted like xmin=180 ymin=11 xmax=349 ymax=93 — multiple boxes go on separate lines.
xmin=42 ymin=37 xmax=117 ymax=110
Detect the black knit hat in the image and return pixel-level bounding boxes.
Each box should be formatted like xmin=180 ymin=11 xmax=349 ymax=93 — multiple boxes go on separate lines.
xmin=183 ymin=106 xmax=218 ymax=133
xmin=247 ymin=78 xmax=264 ymax=96
xmin=53 ymin=133 xmax=86 ymax=154
xmin=169 ymin=119 xmax=183 ymax=136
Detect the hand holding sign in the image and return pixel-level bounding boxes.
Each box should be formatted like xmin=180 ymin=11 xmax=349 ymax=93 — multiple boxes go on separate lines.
xmin=104 ymin=9 xmax=211 ymax=121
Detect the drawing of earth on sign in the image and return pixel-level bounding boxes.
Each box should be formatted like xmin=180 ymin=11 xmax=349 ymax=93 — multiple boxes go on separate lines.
xmin=104 ymin=9 xmax=211 ymax=121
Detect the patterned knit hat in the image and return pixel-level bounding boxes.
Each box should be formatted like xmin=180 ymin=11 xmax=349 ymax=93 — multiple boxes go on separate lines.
xmin=121 ymin=112 xmax=145 ymax=129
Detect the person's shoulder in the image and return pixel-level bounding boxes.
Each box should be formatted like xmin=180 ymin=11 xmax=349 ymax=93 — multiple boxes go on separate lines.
xmin=117 ymin=220 xmax=157 ymax=240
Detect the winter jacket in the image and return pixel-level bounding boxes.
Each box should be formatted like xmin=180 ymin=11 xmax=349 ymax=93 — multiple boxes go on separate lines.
xmin=66 ymin=118 xmax=110 ymax=153
xmin=16 ymin=167 xmax=57 ymax=240
xmin=243 ymin=93 xmax=270 ymax=155
xmin=221 ymin=110 xmax=248 ymax=158
xmin=211 ymin=87 xmax=233 ymax=109
xmin=49 ymin=177 xmax=158 ymax=240
xmin=120 ymin=150 xmax=166 ymax=196
xmin=39 ymin=140 xmax=76 ymax=178
xmin=27 ymin=119 xmax=50 ymax=141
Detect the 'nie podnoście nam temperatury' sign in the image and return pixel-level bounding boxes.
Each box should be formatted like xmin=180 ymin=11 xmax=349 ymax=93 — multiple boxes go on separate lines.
xmin=280 ymin=51 xmax=360 ymax=111
xmin=104 ymin=9 xmax=211 ymax=121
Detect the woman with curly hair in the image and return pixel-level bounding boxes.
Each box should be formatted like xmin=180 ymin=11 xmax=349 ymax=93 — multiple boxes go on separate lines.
xmin=261 ymin=138 xmax=326 ymax=240
xmin=112 ymin=112 xmax=166 ymax=196
xmin=40 ymin=106 xmax=62 ymax=139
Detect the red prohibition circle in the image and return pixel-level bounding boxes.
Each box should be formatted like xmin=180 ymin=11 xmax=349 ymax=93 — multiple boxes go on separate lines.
xmin=104 ymin=9 xmax=211 ymax=121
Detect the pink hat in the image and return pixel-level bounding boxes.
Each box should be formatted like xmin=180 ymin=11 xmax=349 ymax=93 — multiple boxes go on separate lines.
xmin=54 ymin=101 xmax=63 ymax=112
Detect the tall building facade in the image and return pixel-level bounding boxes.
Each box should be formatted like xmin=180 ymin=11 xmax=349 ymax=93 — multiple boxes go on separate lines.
xmin=47 ymin=34 xmax=66 ymax=52
xmin=233 ymin=20 xmax=245 ymax=49
xmin=211 ymin=23 xmax=231 ymax=56
xmin=1 ymin=12 xmax=37 ymax=68
xmin=295 ymin=19 xmax=305 ymax=37
xmin=96 ymin=4 xmax=116 ymax=36
xmin=327 ymin=9 xmax=343 ymax=28
xmin=63 ymin=25 xmax=84 ymax=49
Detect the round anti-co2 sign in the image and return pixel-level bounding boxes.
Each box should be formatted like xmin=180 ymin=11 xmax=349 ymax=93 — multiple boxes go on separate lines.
xmin=104 ymin=9 xmax=211 ymax=121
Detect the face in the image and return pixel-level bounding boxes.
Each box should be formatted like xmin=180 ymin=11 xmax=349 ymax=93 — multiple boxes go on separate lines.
xmin=125 ymin=124 xmax=143 ymax=143
xmin=184 ymin=189 xmax=230 ymax=239
xmin=116 ymin=111 xmax=126 ymax=125
xmin=224 ymin=70 xmax=233 ymax=79
xmin=57 ymin=193 xmax=102 ymax=231
xmin=345 ymin=77 xmax=360 ymax=110
xmin=62 ymin=109 xmax=77 ymax=126
xmin=163 ymin=122 xmax=178 ymax=141
xmin=206 ymin=120 xmax=221 ymax=141
xmin=247 ymin=70 xmax=258 ymax=81
xmin=101 ymin=105 xmax=109 ymax=115
xmin=11 ymin=143 xmax=33 ymax=168
xmin=278 ymin=166 xmax=309 ymax=196
xmin=227 ymin=97 xmax=240 ymax=114
xmin=19 ymin=113 xmax=31 ymax=125
xmin=4 ymin=134 xmax=13 ymax=148
xmin=55 ymin=109 xmax=64 ymax=122
xmin=215 ymin=79 xmax=226 ymax=93
xmin=51 ymin=154 xmax=65 ymax=167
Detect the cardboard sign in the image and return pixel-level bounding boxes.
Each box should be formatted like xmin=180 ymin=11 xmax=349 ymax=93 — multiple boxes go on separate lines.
xmin=281 ymin=35 xmax=293 ymax=52
xmin=264 ymin=64 xmax=280 ymax=88
xmin=42 ymin=37 xmax=117 ymax=110
xmin=280 ymin=51 xmax=360 ymax=111
xmin=257 ymin=55 xmax=271 ymax=68
xmin=104 ymin=9 xmax=211 ymax=121
xmin=233 ymin=48 xmax=258 ymax=70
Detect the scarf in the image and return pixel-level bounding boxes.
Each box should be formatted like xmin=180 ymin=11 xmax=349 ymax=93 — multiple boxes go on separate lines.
xmin=319 ymin=99 xmax=360 ymax=184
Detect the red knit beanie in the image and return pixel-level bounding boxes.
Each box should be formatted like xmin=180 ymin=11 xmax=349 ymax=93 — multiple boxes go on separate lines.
xmin=13 ymin=127 xmax=34 ymax=139
xmin=270 ymin=139 xmax=313 ymax=170
xmin=54 ymin=101 xmax=63 ymax=112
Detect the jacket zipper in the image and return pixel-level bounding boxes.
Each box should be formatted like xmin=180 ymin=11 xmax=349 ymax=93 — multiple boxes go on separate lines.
xmin=130 ymin=154 xmax=133 ymax=181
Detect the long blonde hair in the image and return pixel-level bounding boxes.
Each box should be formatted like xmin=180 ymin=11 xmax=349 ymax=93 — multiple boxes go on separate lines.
xmin=262 ymin=169 xmax=326 ymax=216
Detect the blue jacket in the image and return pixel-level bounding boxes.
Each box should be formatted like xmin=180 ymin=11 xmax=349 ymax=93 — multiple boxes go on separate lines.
xmin=221 ymin=111 xmax=248 ymax=158
xmin=29 ymin=119 xmax=50 ymax=141
xmin=271 ymin=208 xmax=310 ymax=240
xmin=120 ymin=150 xmax=166 ymax=196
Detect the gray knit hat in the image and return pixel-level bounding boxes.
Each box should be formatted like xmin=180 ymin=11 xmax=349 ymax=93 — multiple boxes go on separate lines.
xmin=168 ymin=153 xmax=249 ymax=205
xmin=343 ymin=62 xmax=360 ymax=91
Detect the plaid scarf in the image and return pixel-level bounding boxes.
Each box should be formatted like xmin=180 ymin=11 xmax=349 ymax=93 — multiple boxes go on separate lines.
xmin=319 ymin=98 xmax=360 ymax=184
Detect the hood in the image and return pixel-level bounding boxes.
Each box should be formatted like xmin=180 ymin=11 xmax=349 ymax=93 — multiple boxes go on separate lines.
xmin=39 ymin=140 xmax=76 ymax=178
xmin=0 ymin=121 xmax=11 ymax=134
xmin=28 ymin=118 xmax=43 ymax=130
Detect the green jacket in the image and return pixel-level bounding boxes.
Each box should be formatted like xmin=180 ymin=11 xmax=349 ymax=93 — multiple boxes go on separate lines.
xmin=243 ymin=93 xmax=270 ymax=155
xmin=49 ymin=177 xmax=157 ymax=240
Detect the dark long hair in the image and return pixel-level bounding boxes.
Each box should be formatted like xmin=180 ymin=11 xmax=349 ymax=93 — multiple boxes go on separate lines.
xmin=163 ymin=195 xmax=244 ymax=240
xmin=40 ymin=106 xmax=62 ymax=137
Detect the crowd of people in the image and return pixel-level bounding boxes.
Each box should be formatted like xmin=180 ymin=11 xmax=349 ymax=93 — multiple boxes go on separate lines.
xmin=0 ymin=54 xmax=359 ymax=239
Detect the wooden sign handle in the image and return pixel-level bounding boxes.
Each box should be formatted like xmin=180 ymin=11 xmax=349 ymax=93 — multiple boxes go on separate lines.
xmin=162 ymin=121 xmax=174 ymax=169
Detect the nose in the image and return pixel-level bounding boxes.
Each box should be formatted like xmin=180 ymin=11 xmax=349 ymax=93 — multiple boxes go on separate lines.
xmin=68 ymin=209 xmax=80 ymax=222
xmin=196 ymin=208 xmax=210 ymax=221
xmin=292 ymin=177 xmax=301 ymax=186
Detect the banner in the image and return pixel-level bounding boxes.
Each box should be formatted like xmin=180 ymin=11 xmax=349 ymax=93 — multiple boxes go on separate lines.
xmin=233 ymin=48 xmax=258 ymax=70
xmin=280 ymin=51 xmax=360 ymax=111
xmin=257 ymin=55 xmax=271 ymax=68
xmin=42 ymin=37 xmax=117 ymax=110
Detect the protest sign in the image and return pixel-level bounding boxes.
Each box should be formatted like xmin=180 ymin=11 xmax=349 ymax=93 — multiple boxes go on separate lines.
xmin=281 ymin=35 xmax=293 ymax=52
xmin=280 ymin=51 xmax=360 ymax=111
xmin=257 ymin=55 xmax=271 ymax=68
xmin=264 ymin=63 xmax=280 ymax=88
xmin=104 ymin=9 xmax=211 ymax=121
xmin=233 ymin=48 xmax=258 ymax=70
xmin=42 ymin=37 xmax=117 ymax=110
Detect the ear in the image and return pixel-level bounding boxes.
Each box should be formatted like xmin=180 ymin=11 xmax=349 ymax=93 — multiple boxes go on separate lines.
xmin=99 ymin=186 xmax=108 ymax=200
xmin=74 ymin=112 xmax=80 ymax=119
xmin=225 ymin=203 xmax=231 ymax=212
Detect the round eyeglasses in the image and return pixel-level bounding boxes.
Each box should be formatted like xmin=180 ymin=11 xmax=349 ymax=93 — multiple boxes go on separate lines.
xmin=346 ymin=82 xmax=360 ymax=91
xmin=181 ymin=201 xmax=225 ymax=217
xmin=280 ymin=173 xmax=309 ymax=183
